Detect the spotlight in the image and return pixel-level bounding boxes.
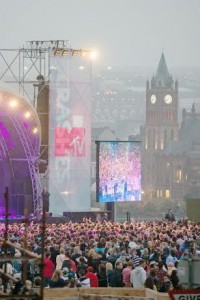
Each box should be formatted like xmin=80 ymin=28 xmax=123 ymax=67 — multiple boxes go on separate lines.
xmin=79 ymin=66 xmax=84 ymax=70
xmin=9 ymin=99 xmax=18 ymax=109
xmin=81 ymin=50 xmax=88 ymax=57
xmin=54 ymin=48 xmax=62 ymax=56
xmin=24 ymin=111 xmax=31 ymax=119
xmin=72 ymin=49 xmax=78 ymax=56
xmin=90 ymin=50 xmax=98 ymax=60
xmin=62 ymin=49 xmax=68 ymax=56
xmin=60 ymin=191 xmax=70 ymax=195
xmin=33 ymin=127 xmax=38 ymax=134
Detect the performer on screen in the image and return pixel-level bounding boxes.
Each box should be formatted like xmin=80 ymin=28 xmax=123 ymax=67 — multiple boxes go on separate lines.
xmin=42 ymin=187 xmax=50 ymax=212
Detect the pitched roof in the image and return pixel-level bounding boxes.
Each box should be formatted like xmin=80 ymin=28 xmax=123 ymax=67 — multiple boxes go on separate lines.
xmin=155 ymin=52 xmax=170 ymax=79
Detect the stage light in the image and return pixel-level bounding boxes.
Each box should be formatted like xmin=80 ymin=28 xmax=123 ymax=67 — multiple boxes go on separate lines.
xmin=62 ymin=49 xmax=68 ymax=56
xmin=60 ymin=191 xmax=70 ymax=195
xmin=24 ymin=111 xmax=31 ymax=119
xmin=90 ymin=50 xmax=98 ymax=60
xmin=33 ymin=127 xmax=38 ymax=134
xmin=72 ymin=49 xmax=78 ymax=56
xmin=9 ymin=99 xmax=18 ymax=109
xmin=54 ymin=48 xmax=62 ymax=56
xmin=81 ymin=50 xmax=88 ymax=57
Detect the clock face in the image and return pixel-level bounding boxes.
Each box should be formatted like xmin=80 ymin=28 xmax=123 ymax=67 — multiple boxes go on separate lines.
xmin=164 ymin=94 xmax=172 ymax=104
xmin=150 ymin=94 xmax=157 ymax=104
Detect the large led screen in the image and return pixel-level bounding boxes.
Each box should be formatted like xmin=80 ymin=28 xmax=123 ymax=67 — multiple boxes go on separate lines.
xmin=97 ymin=141 xmax=141 ymax=202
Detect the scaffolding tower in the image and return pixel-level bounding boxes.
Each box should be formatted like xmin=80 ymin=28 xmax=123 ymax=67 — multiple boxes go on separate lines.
xmin=0 ymin=40 xmax=69 ymax=106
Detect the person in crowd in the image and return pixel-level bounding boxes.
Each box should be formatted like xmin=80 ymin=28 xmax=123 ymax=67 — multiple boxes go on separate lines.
xmin=130 ymin=259 xmax=146 ymax=288
xmin=85 ymin=266 xmax=99 ymax=287
xmin=56 ymin=248 xmax=65 ymax=270
xmin=62 ymin=251 xmax=77 ymax=273
xmin=107 ymin=248 xmax=119 ymax=267
xmin=97 ymin=263 xmax=108 ymax=287
xmin=42 ymin=187 xmax=50 ymax=212
xmin=76 ymin=256 xmax=88 ymax=275
xmin=77 ymin=269 xmax=90 ymax=287
xmin=71 ymin=246 xmax=82 ymax=263
xmin=19 ymin=280 xmax=39 ymax=297
xmin=166 ymin=250 xmax=178 ymax=266
xmin=131 ymin=248 xmax=141 ymax=267
xmin=170 ymin=269 xmax=179 ymax=289
xmin=107 ymin=262 xmax=124 ymax=287
xmin=33 ymin=276 xmax=42 ymax=288
xmin=167 ymin=262 xmax=177 ymax=276
xmin=61 ymin=267 xmax=77 ymax=287
xmin=49 ymin=270 xmax=65 ymax=288
xmin=144 ymin=276 xmax=156 ymax=290
xmin=165 ymin=209 xmax=176 ymax=222
xmin=50 ymin=244 xmax=60 ymax=267
xmin=43 ymin=252 xmax=55 ymax=287
xmin=156 ymin=261 xmax=168 ymax=291
xmin=122 ymin=260 xmax=133 ymax=287
xmin=116 ymin=250 xmax=129 ymax=265
xmin=159 ymin=276 xmax=173 ymax=293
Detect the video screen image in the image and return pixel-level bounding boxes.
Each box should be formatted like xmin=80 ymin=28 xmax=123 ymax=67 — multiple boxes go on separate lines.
xmin=97 ymin=141 xmax=141 ymax=203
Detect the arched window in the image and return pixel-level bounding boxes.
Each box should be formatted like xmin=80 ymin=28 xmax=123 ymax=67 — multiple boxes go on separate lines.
xmin=165 ymin=189 xmax=170 ymax=198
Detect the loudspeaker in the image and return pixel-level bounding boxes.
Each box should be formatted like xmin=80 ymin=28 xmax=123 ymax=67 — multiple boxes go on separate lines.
xmin=105 ymin=202 xmax=115 ymax=221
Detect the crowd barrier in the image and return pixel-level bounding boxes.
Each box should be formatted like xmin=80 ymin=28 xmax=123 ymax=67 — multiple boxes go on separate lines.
xmin=42 ymin=287 xmax=169 ymax=300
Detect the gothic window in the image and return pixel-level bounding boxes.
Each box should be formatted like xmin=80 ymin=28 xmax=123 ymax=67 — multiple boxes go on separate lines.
xmin=176 ymin=166 xmax=182 ymax=183
xmin=165 ymin=189 xmax=170 ymax=198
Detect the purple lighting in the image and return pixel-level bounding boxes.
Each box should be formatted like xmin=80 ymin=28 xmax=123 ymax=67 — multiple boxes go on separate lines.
xmin=0 ymin=89 xmax=41 ymax=218
xmin=0 ymin=121 xmax=15 ymax=150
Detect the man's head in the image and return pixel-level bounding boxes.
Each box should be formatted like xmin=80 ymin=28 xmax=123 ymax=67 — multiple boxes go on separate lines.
xmin=115 ymin=262 xmax=123 ymax=270
xmin=139 ymin=259 xmax=146 ymax=268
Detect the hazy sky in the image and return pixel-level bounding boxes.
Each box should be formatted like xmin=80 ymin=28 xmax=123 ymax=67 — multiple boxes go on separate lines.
xmin=1 ymin=0 xmax=200 ymax=69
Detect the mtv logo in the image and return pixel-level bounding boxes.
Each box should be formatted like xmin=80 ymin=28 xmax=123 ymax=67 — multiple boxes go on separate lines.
xmin=55 ymin=127 xmax=85 ymax=157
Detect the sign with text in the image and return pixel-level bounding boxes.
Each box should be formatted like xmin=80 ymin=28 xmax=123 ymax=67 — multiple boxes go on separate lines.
xmin=55 ymin=127 xmax=85 ymax=157
xmin=49 ymin=53 xmax=91 ymax=214
xmin=169 ymin=290 xmax=200 ymax=300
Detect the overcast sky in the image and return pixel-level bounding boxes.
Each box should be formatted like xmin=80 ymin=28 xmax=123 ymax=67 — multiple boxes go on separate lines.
xmin=0 ymin=0 xmax=200 ymax=69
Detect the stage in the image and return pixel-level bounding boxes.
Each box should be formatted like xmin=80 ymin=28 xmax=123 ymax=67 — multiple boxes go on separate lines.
xmin=0 ymin=211 xmax=111 ymax=224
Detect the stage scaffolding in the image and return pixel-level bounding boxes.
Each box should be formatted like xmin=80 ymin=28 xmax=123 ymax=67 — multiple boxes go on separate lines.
xmin=0 ymin=41 xmax=69 ymax=215
xmin=0 ymin=40 xmax=69 ymax=106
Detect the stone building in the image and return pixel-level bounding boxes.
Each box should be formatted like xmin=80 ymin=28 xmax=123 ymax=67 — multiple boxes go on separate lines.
xmin=141 ymin=53 xmax=200 ymax=201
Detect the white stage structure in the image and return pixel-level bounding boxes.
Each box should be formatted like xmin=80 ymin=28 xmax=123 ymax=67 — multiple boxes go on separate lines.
xmin=49 ymin=49 xmax=92 ymax=214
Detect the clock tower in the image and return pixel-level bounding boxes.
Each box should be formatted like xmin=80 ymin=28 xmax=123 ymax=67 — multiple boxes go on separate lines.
xmin=142 ymin=53 xmax=179 ymax=198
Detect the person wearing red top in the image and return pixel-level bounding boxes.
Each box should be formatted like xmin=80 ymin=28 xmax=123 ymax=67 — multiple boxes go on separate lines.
xmin=43 ymin=252 xmax=55 ymax=287
xmin=85 ymin=266 xmax=99 ymax=287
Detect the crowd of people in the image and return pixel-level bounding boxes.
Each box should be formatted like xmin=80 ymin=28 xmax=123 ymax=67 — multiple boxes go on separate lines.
xmin=99 ymin=142 xmax=141 ymax=201
xmin=0 ymin=216 xmax=199 ymax=296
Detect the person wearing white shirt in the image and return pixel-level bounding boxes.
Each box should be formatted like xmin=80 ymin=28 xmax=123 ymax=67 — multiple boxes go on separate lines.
xmin=56 ymin=248 xmax=66 ymax=270
xmin=130 ymin=259 xmax=146 ymax=288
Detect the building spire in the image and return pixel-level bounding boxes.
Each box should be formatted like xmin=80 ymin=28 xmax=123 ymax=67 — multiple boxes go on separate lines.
xmin=155 ymin=52 xmax=170 ymax=79
xmin=152 ymin=53 xmax=172 ymax=88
